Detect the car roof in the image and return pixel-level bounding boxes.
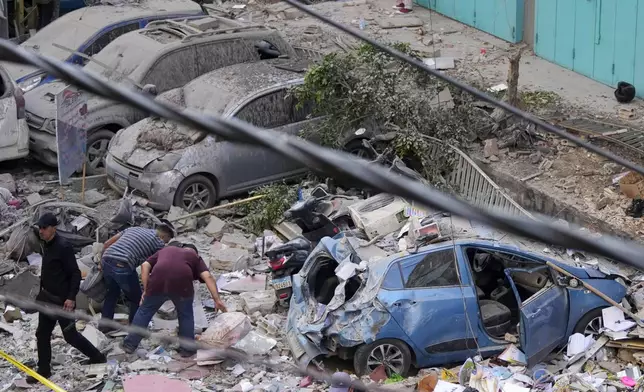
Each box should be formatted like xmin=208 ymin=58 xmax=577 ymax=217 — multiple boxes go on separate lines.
xmin=54 ymin=0 xmax=203 ymax=26
xmin=2 ymin=0 xmax=203 ymax=80
xmin=182 ymin=60 xmax=308 ymax=115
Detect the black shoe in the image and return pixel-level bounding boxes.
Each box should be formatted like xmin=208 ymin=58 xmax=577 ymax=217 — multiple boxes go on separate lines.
xmin=119 ymin=341 xmax=135 ymax=354
xmin=26 ymin=368 xmax=51 ymax=384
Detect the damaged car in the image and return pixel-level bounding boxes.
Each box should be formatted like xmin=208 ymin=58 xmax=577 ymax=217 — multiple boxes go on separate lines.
xmin=26 ymin=16 xmax=301 ymax=173
xmin=105 ymin=61 xmax=366 ymax=212
xmin=1 ymin=0 xmax=205 ymax=92
xmin=0 ymin=65 xmax=29 ymax=162
xmin=286 ymin=231 xmax=628 ymax=376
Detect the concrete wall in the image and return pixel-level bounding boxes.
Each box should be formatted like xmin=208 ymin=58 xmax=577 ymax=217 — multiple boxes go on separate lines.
xmin=523 ymin=0 xmax=535 ymax=47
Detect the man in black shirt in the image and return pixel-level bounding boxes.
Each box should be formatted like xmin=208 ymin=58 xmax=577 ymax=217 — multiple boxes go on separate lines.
xmin=27 ymin=213 xmax=106 ymax=383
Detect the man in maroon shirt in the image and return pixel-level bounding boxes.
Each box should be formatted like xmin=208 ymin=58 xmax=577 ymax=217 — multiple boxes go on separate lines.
xmin=121 ymin=242 xmax=227 ymax=356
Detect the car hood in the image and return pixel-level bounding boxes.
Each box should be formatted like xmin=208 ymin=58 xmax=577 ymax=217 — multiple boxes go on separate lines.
xmin=109 ymin=115 xmax=203 ymax=169
xmin=287 ymin=235 xmax=394 ymax=361
xmin=1 ymin=61 xmax=40 ymax=82
xmin=24 ymin=80 xmax=66 ymax=120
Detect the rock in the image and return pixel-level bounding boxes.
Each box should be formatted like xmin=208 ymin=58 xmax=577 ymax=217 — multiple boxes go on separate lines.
xmin=210 ymin=248 xmax=249 ymax=271
xmin=0 ymin=174 xmax=16 ymax=194
xmin=232 ymin=330 xmax=277 ymax=356
xmin=596 ymin=197 xmax=613 ymax=210
xmin=167 ymin=206 xmax=197 ymax=233
xmin=489 ymin=155 xmax=499 ymax=162
xmin=200 ymin=312 xmax=251 ymax=347
xmin=618 ymin=348 xmax=637 ymax=363
xmin=83 ymin=189 xmax=108 ymax=206
xmin=240 ymin=290 xmax=276 ymax=315
xmin=483 ymin=139 xmax=499 ymax=158
xmin=530 ymin=151 xmax=542 ymax=164
xmin=221 ymin=232 xmax=255 ymax=251
xmin=82 ymin=325 xmax=108 ymax=350
xmin=3 ymin=306 xmax=21 ymax=323
xmin=26 ymin=193 xmax=42 ymax=206
xmin=204 ymin=216 xmax=226 ymax=237
xmin=632 ymin=288 xmax=644 ymax=310
xmin=598 ymin=361 xmax=623 ymax=374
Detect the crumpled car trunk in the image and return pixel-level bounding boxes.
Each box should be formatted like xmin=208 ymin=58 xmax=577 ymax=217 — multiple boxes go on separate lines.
xmin=288 ymin=236 xmax=392 ymax=359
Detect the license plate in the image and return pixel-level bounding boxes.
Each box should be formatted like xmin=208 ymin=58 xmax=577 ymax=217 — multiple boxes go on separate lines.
xmin=287 ymin=331 xmax=305 ymax=359
xmin=271 ymin=276 xmax=292 ymax=290
xmin=113 ymin=173 xmax=128 ymax=189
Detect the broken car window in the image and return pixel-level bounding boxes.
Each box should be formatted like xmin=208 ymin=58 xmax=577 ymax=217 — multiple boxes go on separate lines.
xmin=83 ymin=22 xmax=141 ymax=58
xmin=381 ymin=263 xmax=404 ymax=290
xmin=402 ymin=249 xmax=460 ymax=288
xmin=141 ymin=47 xmax=198 ymax=93
xmin=236 ymin=89 xmax=316 ymax=129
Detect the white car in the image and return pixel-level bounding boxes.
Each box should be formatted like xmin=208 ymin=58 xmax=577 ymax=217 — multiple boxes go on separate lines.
xmin=0 ymin=66 xmax=29 ymax=162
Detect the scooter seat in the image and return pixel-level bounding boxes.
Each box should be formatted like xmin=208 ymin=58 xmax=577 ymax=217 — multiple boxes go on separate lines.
xmin=266 ymin=237 xmax=312 ymax=258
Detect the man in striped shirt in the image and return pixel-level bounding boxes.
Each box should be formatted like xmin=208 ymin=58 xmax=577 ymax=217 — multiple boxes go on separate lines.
xmin=99 ymin=224 xmax=174 ymax=330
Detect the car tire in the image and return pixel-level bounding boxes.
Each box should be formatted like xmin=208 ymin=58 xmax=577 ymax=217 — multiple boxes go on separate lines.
xmin=174 ymin=174 xmax=217 ymax=212
xmin=344 ymin=138 xmax=376 ymax=160
xmin=86 ymin=128 xmax=116 ymax=175
xmin=354 ymin=338 xmax=412 ymax=377
xmin=573 ymin=307 xmax=606 ymax=337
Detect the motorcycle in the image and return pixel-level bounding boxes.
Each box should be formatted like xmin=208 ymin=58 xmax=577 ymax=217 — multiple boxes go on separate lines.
xmin=265 ymin=237 xmax=312 ymax=306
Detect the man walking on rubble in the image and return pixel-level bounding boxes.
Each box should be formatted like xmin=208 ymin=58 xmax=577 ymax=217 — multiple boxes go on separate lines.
xmin=121 ymin=242 xmax=227 ymax=357
xmin=28 ymin=213 xmax=106 ymax=383
xmin=99 ymin=222 xmax=175 ymax=332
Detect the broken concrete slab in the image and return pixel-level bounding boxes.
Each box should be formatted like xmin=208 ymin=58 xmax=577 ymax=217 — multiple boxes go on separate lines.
xmin=484 ymin=138 xmax=500 ymax=158
xmin=82 ymin=325 xmax=108 ymax=350
xmin=240 ymin=290 xmax=276 ymax=315
xmin=26 ymin=193 xmax=42 ymax=206
xmin=232 ymin=330 xmax=277 ymax=356
xmin=377 ymin=16 xmax=424 ymax=29
xmin=0 ymin=270 xmax=40 ymax=302
xmin=83 ymin=189 xmax=108 ymax=206
xmin=204 ymin=216 xmax=226 ymax=237
xmin=210 ymin=248 xmax=249 ymax=271
xmin=423 ymin=57 xmax=455 ymax=70
xmin=221 ymin=232 xmax=255 ymax=251
xmin=0 ymin=174 xmax=16 ymax=194
xmin=429 ymin=87 xmax=455 ymax=110
xmin=201 ymin=312 xmax=251 ymax=348
xmin=178 ymin=365 xmax=211 ymax=380
xmin=69 ymin=174 xmax=108 ymax=192
xmin=220 ymin=274 xmax=267 ymax=293
xmin=123 ymin=374 xmax=190 ymax=392
xmin=167 ymin=206 xmax=197 ymax=233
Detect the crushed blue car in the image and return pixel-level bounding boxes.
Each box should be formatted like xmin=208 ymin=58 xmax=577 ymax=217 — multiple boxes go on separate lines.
xmin=286 ymin=231 xmax=629 ymax=376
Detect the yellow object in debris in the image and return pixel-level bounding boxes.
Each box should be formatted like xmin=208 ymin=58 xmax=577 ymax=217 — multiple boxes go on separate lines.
xmin=0 ymin=349 xmax=67 ymax=392
xmin=440 ymin=368 xmax=458 ymax=383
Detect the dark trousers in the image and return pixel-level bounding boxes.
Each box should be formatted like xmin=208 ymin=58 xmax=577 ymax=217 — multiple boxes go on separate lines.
xmin=101 ymin=257 xmax=142 ymax=324
xmin=36 ymin=312 xmax=104 ymax=372
xmin=123 ymin=294 xmax=195 ymax=353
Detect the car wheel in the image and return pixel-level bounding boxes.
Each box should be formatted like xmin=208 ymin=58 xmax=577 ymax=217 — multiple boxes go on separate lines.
xmin=354 ymin=339 xmax=412 ymax=377
xmin=344 ymin=139 xmax=376 ymax=160
xmin=573 ymin=307 xmax=605 ymax=338
xmin=174 ymin=174 xmax=217 ymax=213
xmin=86 ymin=129 xmax=115 ymax=175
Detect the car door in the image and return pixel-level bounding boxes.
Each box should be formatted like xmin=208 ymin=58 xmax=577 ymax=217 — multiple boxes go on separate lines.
xmin=222 ymin=87 xmax=310 ymax=192
xmin=377 ymin=248 xmax=479 ymax=366
xmin=504 ymin=265 xmax=569 ymax=367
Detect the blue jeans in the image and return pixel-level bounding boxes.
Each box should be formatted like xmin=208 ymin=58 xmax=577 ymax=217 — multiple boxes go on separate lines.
xmin=101 ymin=257 xmax=142 ymax=325
xmin=123 ymin=295 xmax=195 ymax=353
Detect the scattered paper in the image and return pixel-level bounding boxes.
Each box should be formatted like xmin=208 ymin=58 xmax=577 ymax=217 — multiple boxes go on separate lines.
xmin=423 ymin=57 xmax=455 ymax=70
xmin=567 ymin=333 xmax=595 ymax=356
xmin=488 ymin=83 xmax=508 ymax=93
xmin=603 ymin=306 xmax=636 ymax=332
xmin=232 ymin=4 xmax=246 ymax=8
xmin=433 ymin=380 xmax=464 ymax=392
xmin=502 ymin=382 xmax=530 ymax=392
xmin=498 ymin=344 xmax=527 ymax=365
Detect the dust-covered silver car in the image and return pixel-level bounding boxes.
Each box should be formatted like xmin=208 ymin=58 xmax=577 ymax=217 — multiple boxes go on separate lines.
xmin=25 ymin=17 xmax=298 ymax=173
xmin=105 ymin=61 xmax=314 ymax=211
xmin=0 ymin=66 xmax=29 ymax=162
xmin=106 ymin=61 xmax=364 ymax=212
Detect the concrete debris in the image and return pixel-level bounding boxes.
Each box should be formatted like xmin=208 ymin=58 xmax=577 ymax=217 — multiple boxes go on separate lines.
xmin=221 ymin=232 xmax=256 ymax=252
xmin=240 ymin=290 xmax=276 ymax=315
xmin=83 ymin=189 xmax=108 ymax=206
xmin=483 ymin=138 xmax=500 ymax=158
xmin=81 ymin=324 xmax=108 ymax=351
xmin=219 ymin=274 xmax=267 ymax=293
xmin=204 ymin=215 xmax=226 ymax=237
xmin=25 ymin=193 xmax=42 ymax=206
xmin=0 ymin=174 xmax=16 ymax=195
xmin=232 ymin=330 xmax=277 ymax=356
xmin=167 ymin=206 xmax=197 ymax=233
xmin=123 ymin=374 xmax=191 ymax=392
xmin=377 ymin=16 xmax=424 ymax=29
xmin=2 ymin=306 xmax=21 ymax=323
xmin=200 ymin=312 xmax=251 ymax=348
xmin=210 ymin=247 xmax=250 ymax=271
